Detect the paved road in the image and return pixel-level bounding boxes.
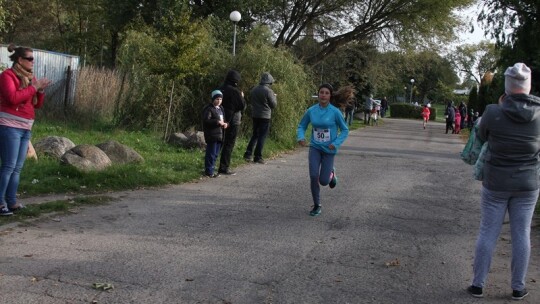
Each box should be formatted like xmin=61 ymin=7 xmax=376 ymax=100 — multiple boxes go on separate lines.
xmin=1 ymin=118 xmax=539 ymax=304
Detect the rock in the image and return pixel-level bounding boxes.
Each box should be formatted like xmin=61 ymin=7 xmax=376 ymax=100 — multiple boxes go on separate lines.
xmin=168 ymin=132 xmax=189 ymax=146
xmin=61 ymin=144 xmax=112 ymax=172
xmin=184 ymin=130 xmax=206 ymax=149
xmin=168 ymin=131 xmax=206 ymax=149
xmin=34 ymin=136 xmax=76 ymax=159
xmin=96 ymin=140 xmax=144 ymax=164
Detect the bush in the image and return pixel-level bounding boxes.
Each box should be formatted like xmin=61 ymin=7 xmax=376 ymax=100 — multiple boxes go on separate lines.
xmin=234 ymin=25 xmax=313 ymax=147
xmin=390 ymin=103 xmax=437 ymax=120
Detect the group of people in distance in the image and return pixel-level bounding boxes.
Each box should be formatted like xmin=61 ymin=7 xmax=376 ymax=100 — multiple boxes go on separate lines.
xmin=444 ymin=100 xmax=475 ymax=134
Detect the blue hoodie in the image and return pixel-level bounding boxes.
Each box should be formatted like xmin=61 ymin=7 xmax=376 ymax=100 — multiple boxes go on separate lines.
xmin=297 ymin=103 xmax=349 ymax=154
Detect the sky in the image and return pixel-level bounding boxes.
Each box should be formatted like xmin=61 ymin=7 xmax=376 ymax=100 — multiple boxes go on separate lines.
xmin=455 ymin=3 xmax=492 ymax=45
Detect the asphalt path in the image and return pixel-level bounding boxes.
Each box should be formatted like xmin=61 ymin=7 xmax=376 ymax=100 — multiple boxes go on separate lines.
xmin=1 ymin=118 xmax=539 ymax=304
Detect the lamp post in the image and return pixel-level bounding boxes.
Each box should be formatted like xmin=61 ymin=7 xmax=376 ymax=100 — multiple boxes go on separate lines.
xmin=409 ymin=78 xmax=415 ymax=103
xmin=229 ymin=11 xmax=241 ymax=56
xmin=404 ymin=86 xmax=407 ymax=102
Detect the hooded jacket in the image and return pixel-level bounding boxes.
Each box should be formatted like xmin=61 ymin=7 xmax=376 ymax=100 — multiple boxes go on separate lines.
xmin=477 ymin=94 xmax=540 ymax=191
xmin=249 ymin=72 xmax=277 ymax=119
xmin=219 ymin=70 xmax=246 ymax=125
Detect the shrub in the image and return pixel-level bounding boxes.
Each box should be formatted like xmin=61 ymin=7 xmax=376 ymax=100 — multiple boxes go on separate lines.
xmin=234 ymin=25 xmax=313 ymax=147
xmin=390 ymin=103 xmax=437 ymax=120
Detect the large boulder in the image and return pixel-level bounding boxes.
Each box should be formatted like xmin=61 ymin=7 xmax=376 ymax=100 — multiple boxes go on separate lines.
xmin=34 ymin=136 xmax=76 ymax=159
xmin=96 ymin=140 xmax=144 ymax=164
xmin=168 ymin=131 xmax=206 ymax=149
xmin=61 ymin=144 xmax=112 ymax=172
xmin=185 ymin=131 xmax=206 ymax=149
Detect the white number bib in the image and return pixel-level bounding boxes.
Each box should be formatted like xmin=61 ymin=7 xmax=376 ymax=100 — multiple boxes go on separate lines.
xmin=313 ymin=128 xmax=330 ymax=143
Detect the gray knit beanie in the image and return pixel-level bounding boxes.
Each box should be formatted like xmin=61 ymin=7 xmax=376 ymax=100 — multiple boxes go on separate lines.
xmin=504 ymin=63 xmax=531 ymax=95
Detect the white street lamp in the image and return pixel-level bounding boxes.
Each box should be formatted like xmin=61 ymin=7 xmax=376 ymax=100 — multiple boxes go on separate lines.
xmin=229 ymin=11 xmax=241 ymax=56
xmin=409 ymin=78 xmax=415 ymax=103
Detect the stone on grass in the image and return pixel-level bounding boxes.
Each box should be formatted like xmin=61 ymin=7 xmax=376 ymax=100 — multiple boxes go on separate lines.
xmin=61 ymin=144 xmax=112 ymax=172
xmin=96 ymin=140 xmax=144 ymax=164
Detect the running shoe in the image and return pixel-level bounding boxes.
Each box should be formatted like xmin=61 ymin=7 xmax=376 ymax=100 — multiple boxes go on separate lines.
xmin=512 ymin=289 xmax=528 ymax=300
xmin=0 ymin=205 xmax=13 ymax=216
xmin=467 ymin=285 xmax=483 ymax=298
xmin=309 ymin=205 xmax=321 ymax=216
xmin=329 ymin=168 xmax=337 ymax=189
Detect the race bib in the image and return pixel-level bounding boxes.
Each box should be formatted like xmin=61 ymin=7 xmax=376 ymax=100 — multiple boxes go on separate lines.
xmin=313 ymin=128 xmax=330 ymax=143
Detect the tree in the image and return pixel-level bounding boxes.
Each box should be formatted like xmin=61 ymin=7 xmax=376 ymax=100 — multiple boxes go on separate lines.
xmin=257 ymin=0 xmax=474 ymax=64
xmin=467 ymin=84 xmax=478 ymax=112
xmin=478 ymin=0 xmax=540 ymax=94
xmin=448 ymin=41 xmax=499 ymax=85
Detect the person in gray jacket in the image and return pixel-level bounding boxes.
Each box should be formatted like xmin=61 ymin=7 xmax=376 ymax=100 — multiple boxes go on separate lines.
xmin=243 ymin=72 xmax=277 ymax=164
xmin=468 ymin=63 xmax=540 ymax=301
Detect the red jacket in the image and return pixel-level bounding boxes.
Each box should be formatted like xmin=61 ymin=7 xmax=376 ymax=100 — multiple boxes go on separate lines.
xmin=421 ymin=107 xmax=430 ymax=118
xmin=0 ymin=68 xmax=44 ymax=119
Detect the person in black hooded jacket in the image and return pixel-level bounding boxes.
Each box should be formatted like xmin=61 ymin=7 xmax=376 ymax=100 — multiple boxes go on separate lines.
xmin=218 ymin=70 xmax=246 ymax=175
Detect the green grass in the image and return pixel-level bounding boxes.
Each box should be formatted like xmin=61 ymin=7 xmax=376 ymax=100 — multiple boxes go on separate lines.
xmin=23 ymin=120 xmax=239 ymax=197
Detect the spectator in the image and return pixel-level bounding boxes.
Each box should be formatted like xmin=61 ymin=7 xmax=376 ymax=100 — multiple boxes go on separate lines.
xmin=445 ymin=101 xmax=455 ymax=134
xmin=468 ymin=63 xmax=540 ymax=300
xmin=217 ymin=70 xmax=246 ymax=176
xmin=202 ymin=90 xmax=228 ymax=178
xmin=243 ymin=72 xmax=277 ymax=164
xmin=0 ymin=43 xmax=51 ymax=216
xmin=363 ymin=96 xmax=374 ymax=125
xmin=380 ymin=96 xmax=388 ymax=118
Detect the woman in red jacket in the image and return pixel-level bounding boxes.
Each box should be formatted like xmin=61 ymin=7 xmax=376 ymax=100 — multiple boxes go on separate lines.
xmin=0 ymin=43 xmax=50 ymax=216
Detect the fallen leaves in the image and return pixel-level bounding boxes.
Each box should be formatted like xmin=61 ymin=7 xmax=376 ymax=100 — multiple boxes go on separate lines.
xmin=92 ymin=283 xmax=114 ymax=291
xmin=385 ymin=258 xmax=400 ymax=267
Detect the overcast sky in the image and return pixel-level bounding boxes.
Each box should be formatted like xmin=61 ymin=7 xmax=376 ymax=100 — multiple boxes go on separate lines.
xmin=456 ymin=3 xmax=492 ymax=44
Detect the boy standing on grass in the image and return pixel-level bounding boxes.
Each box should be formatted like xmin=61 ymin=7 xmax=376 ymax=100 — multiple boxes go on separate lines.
xmin=202 ymin=90 xmax=228 ymax=178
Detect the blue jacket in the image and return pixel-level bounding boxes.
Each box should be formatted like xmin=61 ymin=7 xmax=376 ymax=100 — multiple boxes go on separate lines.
xmin=297 ymin=103 xmax=349 ymax=154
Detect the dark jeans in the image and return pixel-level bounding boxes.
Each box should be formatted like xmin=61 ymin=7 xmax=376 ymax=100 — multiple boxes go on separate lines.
xmin=364 ymin=109 xmax=371 ymax=124
xmin=205 ymin=141 xmax=222 ymax=175
xmin=219 ymin=123 xmax=239 ymax=172
xmin=345 ymin=110 xmax=354 ymax=126
xmin=244 ymin=118 xmax=270 ymax=161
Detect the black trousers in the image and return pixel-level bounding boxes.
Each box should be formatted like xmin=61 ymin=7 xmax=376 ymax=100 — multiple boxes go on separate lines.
xmin=244 ymin=118 xmax=270 ymax=161
xmin=219 ymin=123 xmax=239 ymax=171
xmin=445 ymin=120 xmax=454 ymax=134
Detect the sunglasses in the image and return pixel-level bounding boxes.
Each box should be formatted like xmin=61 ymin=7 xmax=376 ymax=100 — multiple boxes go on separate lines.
xmin=21 ymin=56 xmax=34 ymax=62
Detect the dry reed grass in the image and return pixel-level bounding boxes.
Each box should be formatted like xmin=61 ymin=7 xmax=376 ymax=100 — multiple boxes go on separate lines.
xmin=74 ymin=66 xmax=126 ymax=120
